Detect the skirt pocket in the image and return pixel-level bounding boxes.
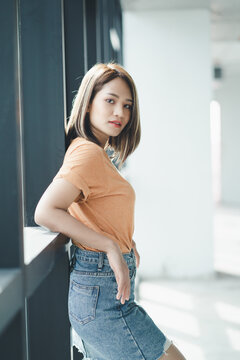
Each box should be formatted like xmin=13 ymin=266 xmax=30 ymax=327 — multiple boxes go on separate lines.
xmin=69 ymin=280 xmax=99 ymax=325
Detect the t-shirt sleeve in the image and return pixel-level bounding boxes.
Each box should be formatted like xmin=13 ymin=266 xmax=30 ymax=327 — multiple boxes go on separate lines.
xmin=52 ymin=142 xmax=105 ymax=203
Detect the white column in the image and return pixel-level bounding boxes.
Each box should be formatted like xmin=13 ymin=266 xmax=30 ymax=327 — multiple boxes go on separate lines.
xmin=123 ymin=9 xmax=214 ymax=279
xmin=214 ymin=65 xmax=240 ymax=206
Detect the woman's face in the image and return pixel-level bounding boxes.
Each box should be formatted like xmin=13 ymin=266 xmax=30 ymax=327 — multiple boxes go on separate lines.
xmin=88 ymin=77 xmax=133 ymax=148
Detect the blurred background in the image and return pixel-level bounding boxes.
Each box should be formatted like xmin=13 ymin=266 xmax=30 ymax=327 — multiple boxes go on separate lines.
xmin=1 ymin=0 xmax=240 ymax=359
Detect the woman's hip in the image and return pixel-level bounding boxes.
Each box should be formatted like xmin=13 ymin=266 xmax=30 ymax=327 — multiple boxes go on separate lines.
xmin=68 ymin=245 xmax=137 ymax=324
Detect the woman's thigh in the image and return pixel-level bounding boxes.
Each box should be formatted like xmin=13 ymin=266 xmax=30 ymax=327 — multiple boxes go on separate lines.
xmin=158 ymin=343 xmax=187 ymax=360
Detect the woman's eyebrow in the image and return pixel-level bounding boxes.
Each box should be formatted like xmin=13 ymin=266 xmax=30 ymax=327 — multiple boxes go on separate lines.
xmin=107 ymin=92 xmax=133 ymax=103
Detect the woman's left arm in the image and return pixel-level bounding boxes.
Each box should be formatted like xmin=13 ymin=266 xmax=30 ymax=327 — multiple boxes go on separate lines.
xmin=132 ymin=239 xmax=140 ymax=268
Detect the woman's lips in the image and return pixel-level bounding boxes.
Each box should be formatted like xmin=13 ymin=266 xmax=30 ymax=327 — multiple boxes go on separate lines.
xmin=109 ymin=121 xmax=122 ymax=128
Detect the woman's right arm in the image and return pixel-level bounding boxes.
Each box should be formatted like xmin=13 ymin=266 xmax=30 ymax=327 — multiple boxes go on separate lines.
xmin=34 ymin=178 xmax=130 ymax=304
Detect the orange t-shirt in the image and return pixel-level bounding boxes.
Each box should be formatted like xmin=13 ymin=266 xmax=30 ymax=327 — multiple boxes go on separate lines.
xmin=52 ymin=137 xmax=135 ymax=253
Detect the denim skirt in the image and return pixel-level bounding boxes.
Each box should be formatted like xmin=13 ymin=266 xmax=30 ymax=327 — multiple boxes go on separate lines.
xmin=68 ymin=245 xmax=173 ymax=360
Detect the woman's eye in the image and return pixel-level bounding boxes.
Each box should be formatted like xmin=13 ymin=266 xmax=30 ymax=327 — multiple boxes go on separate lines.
xmin=125 ymin=104 xmax=132 ymax=110
xmin=106 ymin=99 xmax=114 ymax=104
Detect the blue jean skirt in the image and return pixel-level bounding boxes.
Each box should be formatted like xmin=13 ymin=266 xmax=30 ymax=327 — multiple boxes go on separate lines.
xmin=68 ymin=245 xmax=173 ymax=360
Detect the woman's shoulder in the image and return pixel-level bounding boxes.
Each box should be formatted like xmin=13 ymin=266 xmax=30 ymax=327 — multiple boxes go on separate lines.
xmin=67 ymin=137 xmax=103 ymax=156
xmin=69 ymin=136 xmax=100 ymax=148
xmin=64 ymin=137 xmax=106 ymax=168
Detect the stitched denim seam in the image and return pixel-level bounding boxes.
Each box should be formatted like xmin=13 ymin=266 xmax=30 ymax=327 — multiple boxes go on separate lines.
xmin=119 ymin=306 xmax=146 ymax=360
xmin=70 ymin=283 xmax=99 ymax=325
xmin=76 ymin=256 xmax=135 ymax=266
xmin=72 ymin=270 xmax=116 ymax=277
xmin=71 ymin=268 xmax=136 ymax=278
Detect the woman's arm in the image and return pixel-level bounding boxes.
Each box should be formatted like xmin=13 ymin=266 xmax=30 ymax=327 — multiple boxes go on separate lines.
xmin=35 ymin=178 xmax=115 ymax=252
xmin=34 ymin=178 xmax=130 ymax=304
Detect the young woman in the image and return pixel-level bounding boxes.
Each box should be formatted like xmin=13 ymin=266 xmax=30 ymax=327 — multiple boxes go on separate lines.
xmin=34 ymin=63 xmax=186 ymax=360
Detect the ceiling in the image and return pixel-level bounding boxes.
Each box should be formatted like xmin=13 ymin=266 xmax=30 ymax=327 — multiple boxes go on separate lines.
xmin=120 ymin=0 xmax=240 ymax=67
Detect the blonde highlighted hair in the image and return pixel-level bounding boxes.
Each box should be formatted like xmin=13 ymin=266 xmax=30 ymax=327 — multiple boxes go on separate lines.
xmin=65 ymin=62 xmax=141 ymax=168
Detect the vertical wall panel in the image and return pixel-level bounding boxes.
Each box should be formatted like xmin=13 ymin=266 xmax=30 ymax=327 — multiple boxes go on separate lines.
xmin=0 ymin=311 xmax=23 ymax=359
xmin=0 ymin=0 xmax=22 ymax=267
xmin=113 ymin=0 xmax=123 ymax=64
xmin=27 ymin=253 xmax=71 ymax=360
xmin=64 ymin=0 xmax=85 ymax=127
xmin=20 ymin=0 xmax=66 ymax=226
xmin=102 ymin=0 xmax=112 ymax=63
xmin=85 ymin=0 xmax=97 ymax=69
xmin=97 ymin=0 xmax=122 ymax=64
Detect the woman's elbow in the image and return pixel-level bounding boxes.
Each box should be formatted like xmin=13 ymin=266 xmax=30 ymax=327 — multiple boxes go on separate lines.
xmin=34 ymin=204 xmax=41 ymax=225
xmin=34 ymin=206 xmax=46 ymax=227
xmin=34 ymin=205 xmax=57 ymax=232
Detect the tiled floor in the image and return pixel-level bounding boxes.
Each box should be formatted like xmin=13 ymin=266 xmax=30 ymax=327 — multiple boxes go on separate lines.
xmin=138 ymin=205 xmax=240 ymax=360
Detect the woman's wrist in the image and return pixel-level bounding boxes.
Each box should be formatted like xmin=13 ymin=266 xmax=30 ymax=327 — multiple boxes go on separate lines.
xmin=105 ymin=239 xmax=121 ymax=254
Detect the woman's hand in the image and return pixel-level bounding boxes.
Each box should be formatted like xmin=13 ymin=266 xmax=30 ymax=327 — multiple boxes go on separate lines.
xmin=132 ymin=239 xmax=140 ymax=268
xmin=106 ymin=244 xmax=130 ymax=305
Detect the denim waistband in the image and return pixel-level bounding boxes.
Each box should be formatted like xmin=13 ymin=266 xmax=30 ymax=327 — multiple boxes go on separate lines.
xmin=70 ymin=244 xmax=136 ymax=268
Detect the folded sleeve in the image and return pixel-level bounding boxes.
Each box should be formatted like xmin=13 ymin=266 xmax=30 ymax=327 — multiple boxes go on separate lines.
xmin=53 ymin=142 xmax=105 ymax=203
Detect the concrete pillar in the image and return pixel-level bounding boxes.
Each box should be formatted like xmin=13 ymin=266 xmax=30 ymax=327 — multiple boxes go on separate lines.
xmin=214 ymin=64 xmax=240 ymax=207
xmin=123 ymin=9 xmax=214 ymax=279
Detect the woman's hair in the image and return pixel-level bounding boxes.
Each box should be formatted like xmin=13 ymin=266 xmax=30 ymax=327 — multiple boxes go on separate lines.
xmin=65 ymin=62 xmax=141 ymax=168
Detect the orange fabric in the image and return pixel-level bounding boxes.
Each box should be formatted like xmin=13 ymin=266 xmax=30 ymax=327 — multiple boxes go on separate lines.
xmin=53 ymin=137 xmax=135 ymax=253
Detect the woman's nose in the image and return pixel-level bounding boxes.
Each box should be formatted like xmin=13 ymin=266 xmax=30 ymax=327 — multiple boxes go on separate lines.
xmin=113 ymin=104 xmax=124 ymax=117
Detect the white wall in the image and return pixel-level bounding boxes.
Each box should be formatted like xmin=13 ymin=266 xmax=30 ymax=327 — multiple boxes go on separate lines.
xmin=214 ymin=65 xmax=240 ymax=206
xmin=123 ymin=9 xmax=214 ymax=279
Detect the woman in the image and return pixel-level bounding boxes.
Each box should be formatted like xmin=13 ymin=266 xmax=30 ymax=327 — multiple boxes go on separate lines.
xmin=34 ymin=63 xmax=186 ymax=360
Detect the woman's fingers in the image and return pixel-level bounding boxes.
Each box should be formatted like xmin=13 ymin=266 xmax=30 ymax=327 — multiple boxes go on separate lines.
xmin=116 ymin=279 xmax=129 ymax=301
xmin=116 ymin=280 xmax=130 ymax=304
xmin=116 ymin=269 xmax=130 ymax=304
xmin=106 ymin=244 xmax=131 ymax=304
xmin=123 ymin=284 xmax=130 ymax=303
